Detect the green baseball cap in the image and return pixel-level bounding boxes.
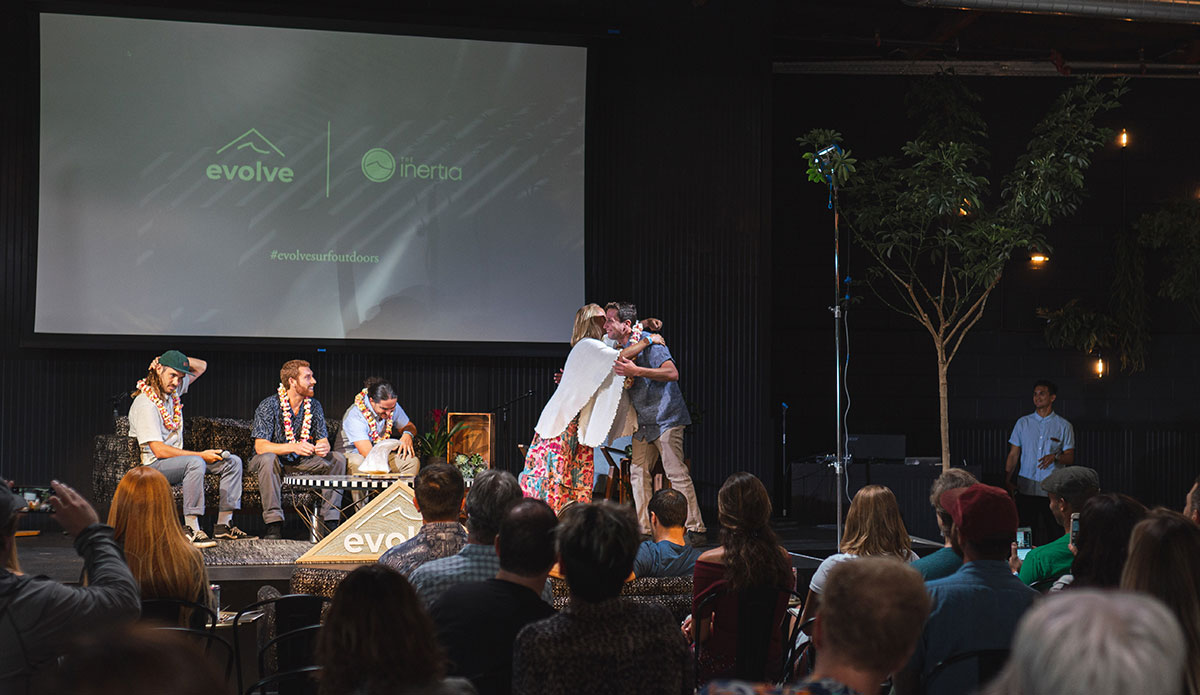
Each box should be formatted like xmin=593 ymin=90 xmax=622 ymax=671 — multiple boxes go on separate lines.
xmin=158 ymin=350 xmax=193 ymax=374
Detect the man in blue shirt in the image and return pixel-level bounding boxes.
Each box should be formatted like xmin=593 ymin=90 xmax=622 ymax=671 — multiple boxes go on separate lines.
xmin=609 ymin=302 xmax=705 ymax=536
xmin=249 ymin=359 xmax=346 ymax=539
xmin=1005 ymin=380 xmax=1075 ymax=545
xmin=633 ymin=489 xmax=702 ymax=578
xmin=895 ymin=484 xmax=1037 ymax=695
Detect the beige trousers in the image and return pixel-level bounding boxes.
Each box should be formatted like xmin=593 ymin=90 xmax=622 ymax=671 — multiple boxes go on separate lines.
xmin=630 ymin=426 xmax=705 ymax=533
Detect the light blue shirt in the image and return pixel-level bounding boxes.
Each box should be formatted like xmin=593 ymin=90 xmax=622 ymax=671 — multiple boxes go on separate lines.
xmin=335 ymin=401 xmax=411 ymax=456
xmin=1009 ymin=411 xmax=1075 ymax=496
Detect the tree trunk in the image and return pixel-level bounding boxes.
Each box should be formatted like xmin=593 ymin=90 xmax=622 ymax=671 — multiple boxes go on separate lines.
xmin=938 ymin=352 xmax=951 ymax=471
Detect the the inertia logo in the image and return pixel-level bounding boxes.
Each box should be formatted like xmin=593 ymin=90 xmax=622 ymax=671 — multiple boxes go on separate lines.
xmin=360 ymin=147 xmax=462 ymax=184
xmin=206 ymin=128 xmax=294 ymax=183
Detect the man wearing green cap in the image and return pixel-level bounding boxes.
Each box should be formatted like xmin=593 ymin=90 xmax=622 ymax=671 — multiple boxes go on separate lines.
xmin=128 ymin=350 xmax=252 ymax=546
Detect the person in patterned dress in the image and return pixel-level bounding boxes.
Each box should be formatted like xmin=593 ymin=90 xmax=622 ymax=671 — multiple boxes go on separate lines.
xmin=518 ymin=304 xmax=662 ymax=514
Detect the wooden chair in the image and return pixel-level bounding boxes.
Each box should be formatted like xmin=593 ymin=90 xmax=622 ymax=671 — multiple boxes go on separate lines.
xmin=600 ymin=446 xmax=633 ymax=504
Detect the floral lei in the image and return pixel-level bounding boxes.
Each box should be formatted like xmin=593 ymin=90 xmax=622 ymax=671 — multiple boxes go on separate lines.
xmin=137 ymin=378 xmax=182 ymax=431
xmin=277 ymin=383 xmax=312 ymax=442
xmin=354 ymin=389 xmax=393 ymax=443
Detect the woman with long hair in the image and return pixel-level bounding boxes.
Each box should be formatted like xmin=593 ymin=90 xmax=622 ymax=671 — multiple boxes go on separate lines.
xmin=106 ymin=467 xmax=212 ymax=620
xmin=1050 ymin=492 xmax=1145 ymax=591
xmin=688 ymin=472 xmax=794 ymax=683
xmin=798 ymin=484 xmax=916 ymax=625
xmin=1120 ymin=508 xmax=1200 ymax=695
xmin=315 ymin=564 xmax=473 ymax=695
xmin=518 ymin=303 xmax=661 ymax=513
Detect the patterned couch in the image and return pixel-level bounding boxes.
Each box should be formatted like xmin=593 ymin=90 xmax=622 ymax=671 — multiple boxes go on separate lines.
xmin=290 ymin=565 xmax=695 ymax=620
xmin=92 ymin=415 xmax=334 ymax=513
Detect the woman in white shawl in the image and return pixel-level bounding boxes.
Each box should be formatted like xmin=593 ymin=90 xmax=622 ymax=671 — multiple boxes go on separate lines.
xmin=518 ymin=304 xmax=663 ymax=513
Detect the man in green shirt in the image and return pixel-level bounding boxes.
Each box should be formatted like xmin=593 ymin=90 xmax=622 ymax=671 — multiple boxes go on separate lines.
xmin=1009 ymin=466 xmax=1099 ymax=589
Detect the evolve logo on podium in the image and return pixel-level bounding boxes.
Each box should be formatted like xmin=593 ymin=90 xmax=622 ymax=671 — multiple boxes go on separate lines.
xmin=206 ymin=128 xmax=295 ymax=184
xmin=296 ymin=480 xmax=427 ymax=564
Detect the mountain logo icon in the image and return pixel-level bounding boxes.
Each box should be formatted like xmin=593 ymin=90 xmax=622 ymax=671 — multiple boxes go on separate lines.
xmin=216 ymin=128 xmax=285 ymax=158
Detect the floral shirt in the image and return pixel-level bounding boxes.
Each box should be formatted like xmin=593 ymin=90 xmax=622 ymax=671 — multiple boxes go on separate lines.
xmin=251 ymin=394 xmax=329 ymax=464
xmin=377 ymin=521 xmax=467 ymax=577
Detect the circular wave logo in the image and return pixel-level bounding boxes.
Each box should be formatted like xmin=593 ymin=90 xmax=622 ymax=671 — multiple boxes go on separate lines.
xmin=361 ymin=148 xmax=396 ymax=183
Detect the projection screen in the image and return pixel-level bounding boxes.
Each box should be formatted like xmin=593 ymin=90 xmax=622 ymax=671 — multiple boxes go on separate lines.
xmin=36 ymin=13 xmax=586 ymax=343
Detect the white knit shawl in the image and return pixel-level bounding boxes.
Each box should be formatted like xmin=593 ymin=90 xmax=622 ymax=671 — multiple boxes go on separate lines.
xmin=534 ymin=338 xmax=634 ymax=447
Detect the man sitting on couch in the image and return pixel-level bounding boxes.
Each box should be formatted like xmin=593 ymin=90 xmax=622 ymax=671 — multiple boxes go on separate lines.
xmin=128 ymin=350 xmax=252 ymax=546
xmin=250 ymin=359 xmax=346 ymax=540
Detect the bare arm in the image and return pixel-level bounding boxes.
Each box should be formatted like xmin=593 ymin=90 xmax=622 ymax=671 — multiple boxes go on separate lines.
xmin=148 ymin=440 xmax=223 ymax=463
xmin=618 ymin=334 xmax=665 ymax=360
xmin=797 ymin=588 xmax=819 ymax=627
xmin=1004 ymin=444 xmax=1021 ymax=493
xmin=615 ymin=357 xmax=679 ymax=382
xmin=1057 ymin=448 xmax=1075 ymax=467
xmin=186 ymin=356 xmax=207 ymax=381
xmin=255 ymin=437 xmax=307 ymax=457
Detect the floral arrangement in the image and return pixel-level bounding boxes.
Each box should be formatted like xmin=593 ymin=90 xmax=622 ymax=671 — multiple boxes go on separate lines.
xmin=453 ymin=453 xmax=488 ymax=479
xmin=417 ymin=407 xmax=466 ymax=460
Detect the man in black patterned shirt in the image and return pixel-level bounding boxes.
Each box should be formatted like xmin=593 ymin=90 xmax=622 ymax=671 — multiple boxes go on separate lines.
xmin=513 ymin=500 xmax=693 ymax=695
xmin=377 ymin=463 xmax=466 ymax=575
xmin=249 ymin=359 xmax=346 ymax=539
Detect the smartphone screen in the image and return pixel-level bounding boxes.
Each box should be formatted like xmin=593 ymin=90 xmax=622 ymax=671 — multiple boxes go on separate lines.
xmin=1015 ymin=526 xmax=1032 ymax=561
xmin=1070 ymin=513 xmax=1080 ymax=545
xmin=14 ymin=486 xmax=53 ymax=513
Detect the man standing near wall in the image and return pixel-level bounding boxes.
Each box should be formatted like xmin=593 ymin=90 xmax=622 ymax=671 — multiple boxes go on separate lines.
xmin=609 ymin=302 xmax=705 ymax=538
xmin=1004 ymin=380 xmax=1075 ymax=546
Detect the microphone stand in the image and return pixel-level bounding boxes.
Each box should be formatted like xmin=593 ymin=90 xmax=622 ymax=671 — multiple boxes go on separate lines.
xmin=489 ymin=389 xmax=536 ymax=473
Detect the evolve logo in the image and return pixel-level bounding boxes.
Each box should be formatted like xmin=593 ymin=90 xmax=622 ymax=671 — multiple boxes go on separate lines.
xmin=206 ymin=128 xmax=295 ymax=183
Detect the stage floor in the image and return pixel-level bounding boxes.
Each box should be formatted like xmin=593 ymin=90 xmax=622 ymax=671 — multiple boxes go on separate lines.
xmin=13 ymin=520 xmax=940 ymax=587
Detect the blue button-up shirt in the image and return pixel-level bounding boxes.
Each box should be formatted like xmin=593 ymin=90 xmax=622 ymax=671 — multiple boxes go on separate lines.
xmin=1009 ymin=411 xmax=1075 ymax=496
xmin=627 ymin=343 xmax=691 ymax=443
xmin=909 ymin=560 xmax=1037 ymax=695
xmin=251 ymin=394 xmax=330 ymax=464
xmin=409 ymin=543 xmax=553 ymax=607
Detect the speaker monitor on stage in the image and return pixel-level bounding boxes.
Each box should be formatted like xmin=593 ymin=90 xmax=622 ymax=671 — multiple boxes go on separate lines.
xmin=297 ymin=480 xmax=429 ymax=564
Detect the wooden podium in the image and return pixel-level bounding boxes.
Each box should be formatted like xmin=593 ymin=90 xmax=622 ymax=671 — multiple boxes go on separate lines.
xmin=447 ymin=412 xmax=495 ymax=467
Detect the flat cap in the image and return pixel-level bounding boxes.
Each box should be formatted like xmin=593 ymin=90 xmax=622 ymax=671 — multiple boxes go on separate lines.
xmin=1041 ymin=466 xmax=1100 ymax=497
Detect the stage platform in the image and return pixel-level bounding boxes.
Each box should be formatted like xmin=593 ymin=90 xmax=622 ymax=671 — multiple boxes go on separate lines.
xmin=14 ymin=521 xmax=942 ymax=612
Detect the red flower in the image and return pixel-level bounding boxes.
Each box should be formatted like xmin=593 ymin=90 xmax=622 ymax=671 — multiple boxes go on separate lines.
xmin=429 ymin=408 xmax=447 ymax=433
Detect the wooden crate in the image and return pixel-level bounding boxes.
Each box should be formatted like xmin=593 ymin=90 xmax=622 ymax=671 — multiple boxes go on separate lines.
xmin=447 ymin=412 xmax=495 ymax=467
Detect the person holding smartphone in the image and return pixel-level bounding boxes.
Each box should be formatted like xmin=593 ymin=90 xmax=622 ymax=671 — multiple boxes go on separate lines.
xmin=1008 ymin=466 xmax=1100 ymax=589
xmin=1004 ymin=380 xmax=1076 ymax=546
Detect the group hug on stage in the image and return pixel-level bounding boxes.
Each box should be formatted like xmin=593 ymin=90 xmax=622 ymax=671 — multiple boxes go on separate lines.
xmin=129 ymin=300 xmax=706 ymax=545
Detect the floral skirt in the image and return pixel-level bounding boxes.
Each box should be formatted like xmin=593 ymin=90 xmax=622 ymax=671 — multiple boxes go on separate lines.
xmin=518 ymin=416 xmax=594 ymax=514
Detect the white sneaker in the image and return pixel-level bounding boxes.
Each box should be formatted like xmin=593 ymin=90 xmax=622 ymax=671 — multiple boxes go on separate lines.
xmin=186 ymin=527 xmax=217 ymax=548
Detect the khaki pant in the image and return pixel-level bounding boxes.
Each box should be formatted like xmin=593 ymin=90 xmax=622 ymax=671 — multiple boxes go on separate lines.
xmin=630 ymin=426 xmax=705 ymax=533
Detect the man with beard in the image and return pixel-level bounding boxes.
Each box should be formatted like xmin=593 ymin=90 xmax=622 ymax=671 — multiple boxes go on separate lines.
xmin=250 ymin=359 xmax=346 ymax=539
xmin=127 ymin=350 xmax=251 ymax=546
